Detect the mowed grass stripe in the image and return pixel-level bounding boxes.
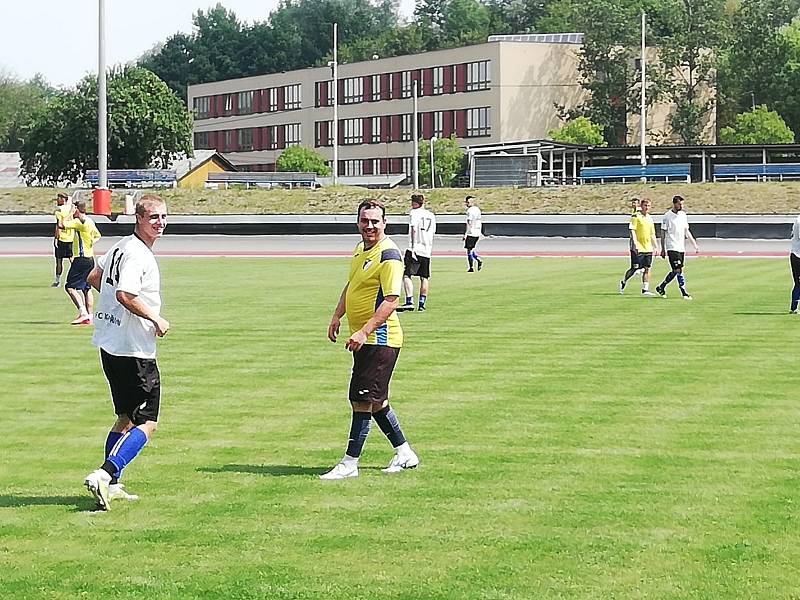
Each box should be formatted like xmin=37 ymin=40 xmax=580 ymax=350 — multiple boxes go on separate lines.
xmin=0 ymin=256 xmax=798 ymax=599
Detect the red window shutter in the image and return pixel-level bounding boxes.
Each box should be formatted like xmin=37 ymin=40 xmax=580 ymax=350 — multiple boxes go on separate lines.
xmin=363 ymin=117 xmax=372 ymax=144
xmin=363 ymin=159 xmax=373 ymax=175
xmin=443 ymin=111 xmax=454 ymax=138
xmin=422 ymin=68 xmax=433 ymax=96
xmin=381 ymin=116 xmax=391 ymax=143
xmin=253 ymin=91 xmax=262 ymax=113
xmin=390 ymin=158 xmax=402 ymax=173
xmin=216 ymin=95 xmax=225 ymax=117
xmin=391 ymin=115 xmax=402 ymax=141
xmin=231 ymin=94 xmax=239 ymax=115
xmin=444 ymin=66 xmax=454 ymax=94
xmin=278 ymin=87 xmax=285 ymax=111
xmin=455 ymin=110 xmax=467 ymax=137
xmin=422 ymin=112 xmax=433 ymax=139
xmin=363 ymin=76 xmax=372 ymax=102
xmin=262 ymin=127 xmax=271 ymax=149
xmin=392 ymin=72 xmax=403 ymax=99
xmin=277 ymin=125 xmax=286 ymax=149
xmin=252 ymin=127 xmax=261 ymax=150
xmin=337 ymin=79 xmax=345 ymax=104
xmin=381 ymin=73 xmax=391 ymax=100
xmin=455 ymin=64 xmax=467 ymax=92
xmin=379 ymin=158 xmax=389 ymax=174
xmin=338 ymin=121 xmax=345 ymax=145
xmin=338 ymin=161 xmax=345 ymax=176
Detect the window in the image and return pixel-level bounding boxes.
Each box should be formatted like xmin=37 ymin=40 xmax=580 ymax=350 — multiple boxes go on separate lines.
xmin=370 ymin=116 xmax=381 ymax=143
xmin=238 ymin=128 xmax=253 ymax=151
xmin=194 ymin=131 xmax=211 ymax=149
xmin=266 ymin=125 xmax=279 ymax=149
xmin=193 ymin=96 xmax=212 ymax=119
xmin=285 ymin=123 xmax=301 ymax=146
xmin=316 ymin=81 xmax=332 ymax=107
xmin=343 ymin=160 xmax=363 ymax=176
xmin=369 ymin=158 xmax=381 ymax=174
xmin=401 ymin=113 xmax=413 ymax=141
xmin=432 ymin=67 xmax=445 ymax=95
xmin=466 ymin=60 xmax=491 ymax=91
xmin=401 ymin=71 xmax=413 ymax=98
xmin=466 ymin=107 xmax=491 ymax=137
xmin=268 ymin=88 xmax=279 ymax=112
xmin=224 ymin=94 xmax=234 ymax=115
xmin=224 ymin=130 xmax=235 ymax=151
xmin=238 ymin=91 xmax=254 ymax=115
xmin=371 ymin=74 xmax=381 ymax=101
xmin=285 ymin=84 xmax=301 ymax=110
xmin=315 ymin=121 xmax=333 ymax=147
xmin=343 ymin=118 xmax=363 ymax=145
xmin=402 ymin=157 xmax=412 ymax=178
xmin=433 ymin=111 xmax=444 ymax=138
xmin=343 ymin=77 xmax=363 ymax=104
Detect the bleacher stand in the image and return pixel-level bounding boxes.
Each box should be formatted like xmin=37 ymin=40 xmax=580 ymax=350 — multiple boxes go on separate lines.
xmin=713 ymin=163 xmax=800 ymax=182
xmin=580 ymin=164 xmax=691 ymax=184
xmin=84 ymin=169 xmax=177 ymax=188
xmin=206 ymin=172 xmax=319 ymax=189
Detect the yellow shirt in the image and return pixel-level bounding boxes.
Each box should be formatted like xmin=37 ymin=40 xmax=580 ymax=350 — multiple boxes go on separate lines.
xmin=55 ymin=205 xmax=75 ymax=243
xmin=345 ymin=237 xmax=404 ymax=348
xmin=64 ymin=216 xmax=101 ymax=258
xmin=629 ymin=213 xmax=656 ymax=253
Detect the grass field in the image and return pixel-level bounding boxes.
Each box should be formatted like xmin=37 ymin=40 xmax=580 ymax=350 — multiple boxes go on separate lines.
xmin=1 ymin=256 xmax=799 ymax=599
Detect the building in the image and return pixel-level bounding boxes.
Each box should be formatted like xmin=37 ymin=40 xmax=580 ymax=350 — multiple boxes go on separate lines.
xmin=172 ymin=150 xmax=237 ymax=188
xmin=187 ymin=34 xmax=587 ymax=180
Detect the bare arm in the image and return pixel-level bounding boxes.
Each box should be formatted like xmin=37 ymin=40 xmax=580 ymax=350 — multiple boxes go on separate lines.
xmin=328 ymin=283 xmax=348 ymax=342
xmin=346 ymin=295 xmax=400 ymax=352
xmin=87 ymin=266 xmax=103 ymax=292
xmin=116 ymin=290 xmax=170 ymax=337
xmin=660 ymin=228 xmax=666 ymax=257
xmin=686 ymin=228 xmax=699 ymax=253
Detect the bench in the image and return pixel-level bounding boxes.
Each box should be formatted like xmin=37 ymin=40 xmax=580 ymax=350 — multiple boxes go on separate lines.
xmin=580 ymin=163 xmax=691 ymax=184
xmin=206 ymin=171 xmax=318 ymax=189
xmin=713 ymin=163 xmax=800 ymax=182
xmin=84 ymin=169 xmax=177 ymax=188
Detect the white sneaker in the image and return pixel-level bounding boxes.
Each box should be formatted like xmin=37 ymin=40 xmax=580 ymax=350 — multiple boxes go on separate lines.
xmin=84 ymin=469 xmax=112 ymax=510
xmin=682 ymin=295 xmax=693 ymax=301
xmin=641 ymin=291 xmax=655 ymax=297
xmin=109 ymin=483 xmax=139 ymax=502
xmin=319 ymin=461 xmax=358 ymax=480
xmin=382 ymin=450 xmax=420 ymax=474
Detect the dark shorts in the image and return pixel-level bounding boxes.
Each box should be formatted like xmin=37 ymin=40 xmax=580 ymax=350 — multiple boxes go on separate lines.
xmin=464 ymin=235 xmax=480 ymax=250
xmin=66 ymin=256 xmax=94 ymax=291
xmin=667 ymin=250 xmax=685 ymax=271
xmin=55 ymin=240 xmax=73 ymax=259
xmin=100 ymin=349 xmax=161 ymax=425
xmin=632 ymin=252 xmax=653 ymax=269
xmin=792 ymin=253 xmax=800 ymax=284
xmin=348 ymin=345 xmax=400 ymax=405
xmin=404 ymin=250 xmax=431 ymax=279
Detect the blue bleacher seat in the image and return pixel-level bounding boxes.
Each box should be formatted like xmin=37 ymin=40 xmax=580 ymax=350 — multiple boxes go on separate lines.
xmin=713 ymin=163 xmax=800 ymax=182
xmin=580 ymin=164 xmax=691 ymax=184
xmin=84 ymin=169 xmax=177 ymax=188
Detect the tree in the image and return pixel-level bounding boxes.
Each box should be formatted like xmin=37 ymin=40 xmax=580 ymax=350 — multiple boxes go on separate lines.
xmin=549 ymin=116 xmax=607 ymax=145
xmin=276 ymin=146 xmax=332 ymax=175
xmin=418 ymin=136 xmax=465 ymax=187
xmin=718 ymin=105 xmax=795 ymax=143
xmin=0 ymin=71 xmax=53 ymax=151
xmin=20 ymin=67 xmax=193 ymax=185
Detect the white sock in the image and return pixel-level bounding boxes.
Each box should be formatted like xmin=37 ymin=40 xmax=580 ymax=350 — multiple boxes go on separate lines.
xmin=643 ymin=282 xmax=650 ymax=291
xmin=395 ymin=442 xmax=412 ymax=456
xmin=342 ymin=455 xmax=359 ymax=467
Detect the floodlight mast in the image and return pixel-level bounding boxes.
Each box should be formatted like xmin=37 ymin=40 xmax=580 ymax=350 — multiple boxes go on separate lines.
xmin=332 ymin=23 xmax=339 ymax=185
xmin=640 ymin=10 xmax=647 ymax=168
xmin=98 ymin=0 xmax=108 ymax=189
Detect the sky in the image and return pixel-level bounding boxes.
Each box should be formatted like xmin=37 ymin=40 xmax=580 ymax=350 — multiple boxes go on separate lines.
xmin=0 ymin=0 xmax=414 ymax=88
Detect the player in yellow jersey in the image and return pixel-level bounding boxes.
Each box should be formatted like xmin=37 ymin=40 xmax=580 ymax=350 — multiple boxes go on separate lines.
xmin=322 ymin=199 xmax=419 ymax=480
xmin=52 ymin=193 xmax=75 ymax=287
xmin=619 ymin=197 xmax=660 ymax=296
xmin=61 ymin=200 xmax=102 ymax=325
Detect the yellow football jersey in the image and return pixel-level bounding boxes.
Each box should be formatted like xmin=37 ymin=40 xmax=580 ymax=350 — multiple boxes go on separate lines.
xmin=345 ymin=236 xmax=404 ymax=348
xmin=64 ymin=217 xmax=102 ymax=258
xmin=629 ymin=213 xmax=656 ymax=253
xmin=55 ymin=205 xmax=75 ymax=243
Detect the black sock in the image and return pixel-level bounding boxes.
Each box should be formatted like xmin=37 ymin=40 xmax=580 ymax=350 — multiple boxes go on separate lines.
xmin=345 ymin=411 xmax=372 ymax=458
xmin=373 ymin=405 xmax=407 ymax=448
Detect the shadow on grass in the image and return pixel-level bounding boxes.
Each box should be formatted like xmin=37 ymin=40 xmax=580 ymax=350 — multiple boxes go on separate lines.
xmin=733 ymin=311 xmax=789 ymax=316
xmin=197 ymin=464 xmax=383 ymax=476
xmin=0 ymin=494 xmax=96 ymax=511
xmin=16 ymin=321 xmax=68 ymax=325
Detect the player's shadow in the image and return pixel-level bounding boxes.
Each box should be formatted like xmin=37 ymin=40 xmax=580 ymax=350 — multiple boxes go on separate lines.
xmin=0 ymin=494 xmax=96 ymax=511
xmin=733 ymin=311 xmax=788 ymax=316
xmin=198 ymin=464 xmax=382 ymax=477
xmin=17 ymin=320 xmax=67 ymax=325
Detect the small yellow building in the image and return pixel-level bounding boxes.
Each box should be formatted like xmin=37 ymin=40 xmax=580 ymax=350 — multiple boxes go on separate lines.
xmin=174 ymin=150 xmax=237 ymax=189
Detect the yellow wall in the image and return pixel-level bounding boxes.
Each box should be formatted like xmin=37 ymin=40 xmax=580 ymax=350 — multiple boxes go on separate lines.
xmin=178 ymin=158 xmax=229 ymax=189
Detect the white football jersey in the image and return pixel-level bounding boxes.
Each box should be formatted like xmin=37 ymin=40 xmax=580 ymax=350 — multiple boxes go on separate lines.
xmin=662 ymin=209 xmax=690 ymax=252
xmin=466 ymin=205 xmax=482 ymax=236
xmin=92 ymin=234 xmax=162 ymax=359
xmin=408 ymin=207 xmax=436 ymax=257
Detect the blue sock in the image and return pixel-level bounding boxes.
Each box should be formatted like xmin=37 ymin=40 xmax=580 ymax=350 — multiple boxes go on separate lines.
xmin=105 ymin=427 xmax=148 ymax=478
xmin=346 ymin=411 xmax=371 ymax=458
xmin=373 ymin=405 xmax=407 ymax=448
xmin=419 ymin=294 xmax=427 ymax=308
xmin=467 ymin=252 xmax=474 ymax=269
xmin=792 ymin=286 xmax=800 ymax=311
xmin=105 ymin=431 xmax=124 ymax=483
xmin=677 ymin=273 xmax=687 ymax=293
xmin=405 ymin=295 xmax=413 ymax=305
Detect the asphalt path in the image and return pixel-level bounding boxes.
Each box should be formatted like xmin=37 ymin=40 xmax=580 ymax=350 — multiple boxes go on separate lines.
xmin=0 ymin=234 xmax=789 ymax=258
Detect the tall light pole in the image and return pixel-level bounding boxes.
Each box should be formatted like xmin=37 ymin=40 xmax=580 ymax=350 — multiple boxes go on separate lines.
xmin=98 ymin=0 xmax=108 ymax=189
xmin=412 ymin=80 xmax=419 ymax=189
xmin=639 ymin=10 xmax=647 ymax=168
xmin=430 ymin=136 xmax=436 ymax=189
xmin=331 ymin=23 xmax=339 ymax=185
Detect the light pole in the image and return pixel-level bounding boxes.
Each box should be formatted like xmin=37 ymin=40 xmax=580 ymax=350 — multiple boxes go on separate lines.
xmin=639 ymin=10 xmax=647 ymax=168
xmin=412 ymin=80 xmax=419 ymax=189
xmin=430 ymin=136 xmax=436 ymax=189
xmin=331 ymin=23 xmax=339 ymax=185
xmin=92 ymin=0 xmax=110 ymax=216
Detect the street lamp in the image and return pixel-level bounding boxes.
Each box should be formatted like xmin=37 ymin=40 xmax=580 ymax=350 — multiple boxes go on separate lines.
xmin=430 ymin=136 xmax=437 ymax=189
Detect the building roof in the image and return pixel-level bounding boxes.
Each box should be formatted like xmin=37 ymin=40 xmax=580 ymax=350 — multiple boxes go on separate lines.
xmin=171 ymin=150 xmax=236 ymax=180
xmin=0 ymin=153 xmax=25 ymax=188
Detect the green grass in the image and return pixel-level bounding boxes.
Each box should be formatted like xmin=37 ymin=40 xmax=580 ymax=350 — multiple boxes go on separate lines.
xmin=1 ymin=256 xmax=799 ymax=599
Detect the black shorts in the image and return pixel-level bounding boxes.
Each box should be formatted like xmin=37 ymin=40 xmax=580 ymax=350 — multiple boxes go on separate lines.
xmin=348 ymin=345 xmax=400 ymax=405
xmin=632 ymin=252 xmax=653 ymax=269
xmin=464 ymin=235 xmax=480 ymax=250
xmin=100 ymin=349 xmax=161 ymax=425
xmin=66 ymin=256 xmax=94 ymax=291
xmin=55 ymin=241 xmax=73 ymax=259
xmin=667 ymin=250 xmax=685 ymax=271
xmin=404 ymin=250 xmax=431 ymax=279
xmin=792 ymin=253 xmax=800 ymax=285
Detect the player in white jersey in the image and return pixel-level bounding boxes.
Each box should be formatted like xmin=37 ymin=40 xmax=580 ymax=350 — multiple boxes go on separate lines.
xmin=83 ymin=195 xmax=170 ymax=510
xmin=655 ymin=195 xmax=699 ymax=300
xmin=790 ymin=212 xmax=800 ymax=313
xmin=398 ymin=194 xmax=437 ymax=312
xmin=464 ymin=195 xmax=484 ymax=272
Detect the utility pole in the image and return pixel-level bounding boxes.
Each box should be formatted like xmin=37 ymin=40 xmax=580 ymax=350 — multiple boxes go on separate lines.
xmin=412 ymin=80 xmax=419 ymax=189
xmin=430 ymin=136 xmax=436 ymax=189
xmin=98 ymin=0 xmax=108 ymax=189
xmin=640 ymin=10 xmax=647 ymax=168
xmin=332 ymin=23 xmax=339 ymax=185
